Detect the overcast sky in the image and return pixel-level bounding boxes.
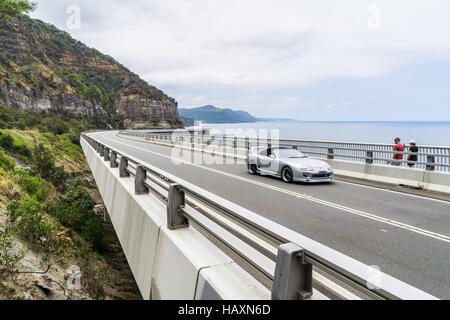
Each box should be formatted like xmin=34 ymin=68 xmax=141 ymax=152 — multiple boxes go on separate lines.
xmin=31 ymin=1 xmax=450 ymax=121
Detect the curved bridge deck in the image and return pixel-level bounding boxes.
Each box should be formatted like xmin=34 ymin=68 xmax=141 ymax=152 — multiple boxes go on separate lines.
xmin=89 ymin=131 xmax=450 ymax=299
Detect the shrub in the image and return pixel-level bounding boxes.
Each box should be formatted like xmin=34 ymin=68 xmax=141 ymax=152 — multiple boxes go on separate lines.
xmin=69 ymin=133 xmax=80 ymax=145
xmin=6 ymin=197 xmax=52 ymax=245
xmin=17 ymin=169 xmax=46 ymax=196
xmin=41 ymin=117 xmax=69 ymax=135
xmin=0 ymin=132 xmax=31 ymax=158
xmin=31 ymin=143 xmax=54 ymax=179
xmin=17 ymin=119 xmax=26 ymax=130
xmin=13 ymin=144 xmax=32 ymax=158
xmin=49 ymin=179 xmax=105 ymax=250
xmin=0 ymin=132 xmax=14 ymax=150
xmin=0 ymin=227 xmax=25 ymax=275
xmin=31 ymin=143 xmax=68 ymax=188
xmin=0 ymin=150 xmax=15 ymax=171
xmin=51 ymin=165 xmax=69 ymax=188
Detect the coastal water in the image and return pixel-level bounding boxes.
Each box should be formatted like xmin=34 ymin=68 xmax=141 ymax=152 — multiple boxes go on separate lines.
xmin=199 ymin=121 xmax=450 ymax=146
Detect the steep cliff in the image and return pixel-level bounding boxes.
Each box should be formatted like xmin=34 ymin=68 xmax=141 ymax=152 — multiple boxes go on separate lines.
xmin=0 ymin=15 xmax=182 ymax=128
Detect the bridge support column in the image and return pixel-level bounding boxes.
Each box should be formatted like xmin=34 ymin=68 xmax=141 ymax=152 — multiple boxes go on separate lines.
xmin=327 ymin=148 xmax=334 ymax=160
xmin=272 ymin=243 xmax=313 ymax=300
xmin=167 ymin=183 xmax=188 ymax=230
xmin=427 ymin=156 xmax=435 ymax=171
xmin=366 ymin=151 xmax=374 ymax=164
xmin=223 ymin=135 xmax=227 ymax=159
xmin=110 ymin=151 xmax=118 ymax=168
xmin=119 ymin=157 xmax=130 ymax=177
xmin=104 ymin=148 xmax=110 ymax=161
xmin=245 ymin=137 xmax=250 ymax=157
xmin=135 ymin=165 xmax=149 ymax=194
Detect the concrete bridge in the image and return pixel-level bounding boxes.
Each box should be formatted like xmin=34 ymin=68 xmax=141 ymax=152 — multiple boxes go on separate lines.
xmin=80 ymin=130 xmax=450 ymax=300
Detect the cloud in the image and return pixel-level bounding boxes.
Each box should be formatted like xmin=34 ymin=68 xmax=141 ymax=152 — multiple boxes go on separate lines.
xmin=30 ymin=0 xmax=450 ymax=118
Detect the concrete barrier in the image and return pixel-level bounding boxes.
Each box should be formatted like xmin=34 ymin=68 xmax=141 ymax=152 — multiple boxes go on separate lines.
xmin=118 ymin=133 xmax=450 ymax=195
xmin=81 ymin=137 xmax=270 ymax=300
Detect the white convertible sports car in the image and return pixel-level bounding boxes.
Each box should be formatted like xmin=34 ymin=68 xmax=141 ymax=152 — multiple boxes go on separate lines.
xmin=246 ymin=146 xmax=334 ymax=183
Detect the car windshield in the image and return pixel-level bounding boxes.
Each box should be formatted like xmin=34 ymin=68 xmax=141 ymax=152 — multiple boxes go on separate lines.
xmin=275 ymin=148 xmax=307 ymax=159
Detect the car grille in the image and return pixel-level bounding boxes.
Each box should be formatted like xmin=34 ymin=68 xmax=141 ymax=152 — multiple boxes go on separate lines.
xmin=312 ymin=173 xmax=331 ymax=178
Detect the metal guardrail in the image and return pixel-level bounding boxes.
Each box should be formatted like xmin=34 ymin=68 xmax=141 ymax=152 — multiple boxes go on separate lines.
xmin=82 ymin=132 xmax=438 ymax=300
xmin=120 ymin=130 xmax=450 ymax=172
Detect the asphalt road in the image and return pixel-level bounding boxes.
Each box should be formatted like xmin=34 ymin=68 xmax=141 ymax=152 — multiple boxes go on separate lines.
xmin=89 ymin=131 xmax=450 ymax=299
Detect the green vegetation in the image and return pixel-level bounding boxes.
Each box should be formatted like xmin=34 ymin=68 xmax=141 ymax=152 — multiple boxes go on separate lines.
xmin=50 ymin=179 xmax=105 ymax=250
xmin=0 ymin=0 xmax=36 ymax=20
xmin=0 ymin=3 xmax=150 ymax=299
xmin=0 ymin=105 xmax=137 ymax=299
xmin=0 ymin=227 xmax=25 ymax=277
xmin=7 ymin=197 xmax=53 ymax=247
xmin=0 ymin=105 xmax=122 ymax=134
xmin=0 ymin=149 xmax=15 ymax=170
xmin=31 ymin=143 xmax=68 ymax=189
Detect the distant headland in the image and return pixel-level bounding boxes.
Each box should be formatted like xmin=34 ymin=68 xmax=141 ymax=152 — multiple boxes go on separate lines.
xmin=179 ymin=105 xmax=298 ymax=126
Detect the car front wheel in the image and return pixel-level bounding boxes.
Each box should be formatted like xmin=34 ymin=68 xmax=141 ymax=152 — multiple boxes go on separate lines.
xmin=281 ymin=167 xmax=293 ymax=183
xmin=248 ymin=164 xmax=258 ymax=175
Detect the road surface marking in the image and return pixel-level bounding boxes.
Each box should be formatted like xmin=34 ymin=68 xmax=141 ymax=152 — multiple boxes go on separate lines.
xmin=99 ymin=133 xmax=450 ymax=243
xmin=336 ymin=179 xmax=450 ymax=205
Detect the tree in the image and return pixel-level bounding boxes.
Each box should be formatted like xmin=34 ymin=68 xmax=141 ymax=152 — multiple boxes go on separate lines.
xmin=0 ymin=0 xmax=37 ymax=20
xmin=31 ymin=143 xmax=68 ymax=188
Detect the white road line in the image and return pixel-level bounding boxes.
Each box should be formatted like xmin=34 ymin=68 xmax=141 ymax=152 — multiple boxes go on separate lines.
xmin=99 ymin=133 xmax=450 ymax=243
xmin=336 ymin=179 xmax=450 ymax=205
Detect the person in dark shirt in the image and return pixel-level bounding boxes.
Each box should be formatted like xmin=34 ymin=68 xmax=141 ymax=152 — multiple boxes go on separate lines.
xmin=407 ymin=139 xmax=419 ymax=168
xmin=392 ymin=137 xmax=404 ymax=166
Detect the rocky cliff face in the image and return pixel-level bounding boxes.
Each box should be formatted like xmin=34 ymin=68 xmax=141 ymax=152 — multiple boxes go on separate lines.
xmin=0 ymin=83 xmax=107 ymax=117
xmin=0 ymin=15 xmax=182 ymax=128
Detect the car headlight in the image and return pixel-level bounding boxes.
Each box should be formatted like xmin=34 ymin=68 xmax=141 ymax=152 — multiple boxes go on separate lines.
xmin=299 ymin=167 xmax=314 ymax=172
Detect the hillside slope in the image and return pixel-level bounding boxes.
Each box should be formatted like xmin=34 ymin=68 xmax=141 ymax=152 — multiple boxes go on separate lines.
xmin=0 ymin=105 xmax=142 ymax=299
xmin=0 ymin=15 xmax=181 ymax=128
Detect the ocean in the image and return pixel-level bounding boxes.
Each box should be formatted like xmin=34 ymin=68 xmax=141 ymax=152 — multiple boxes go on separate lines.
xmin=198 ymin=121 xmax=450 ymax=147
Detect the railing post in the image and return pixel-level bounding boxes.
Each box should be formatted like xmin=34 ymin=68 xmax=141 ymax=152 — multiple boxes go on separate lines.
xmin=366 ymin=151 xmax=373 ymax=164
xmin=223 ymin=135 xmax=227 ymax=159
xmin=103 ymin=147 xmax=110 ymax=161
xmin=167 ymin=183 xmax=188 ymax=229
xmin=110 ymin=151 xmax=118 ymax=168
xmin=135 ymin=165 xmax=149 ymax=194
xmin=426 ymin=156 xmax=435 ymax=171
xmin=272 ymin=243 xmax=313 ymax=300
xmin=245 ymin=137 xmax=250 ymax=156
xmin=119 ymin=157 xmax=130 ymax=177
xmin=327 ymin=148 xmax=334 ymax=160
